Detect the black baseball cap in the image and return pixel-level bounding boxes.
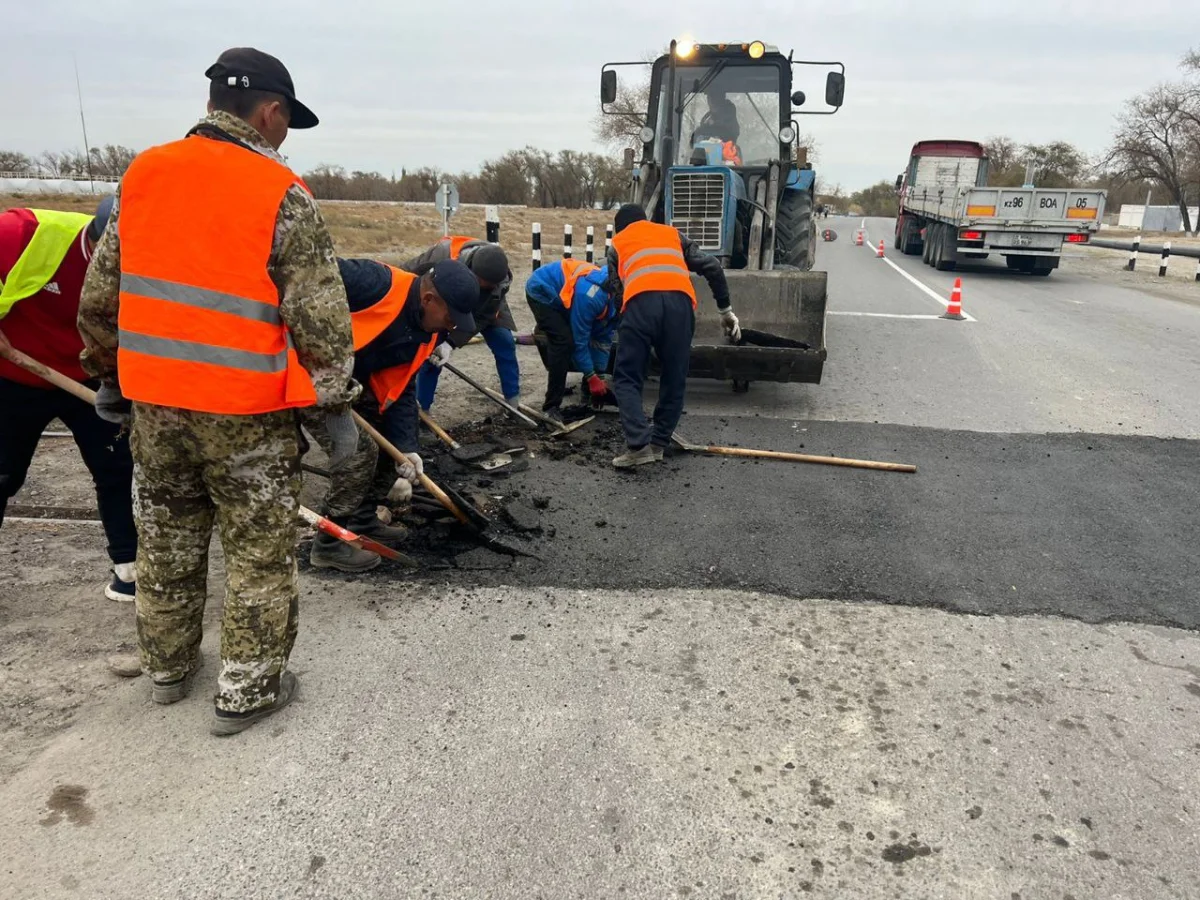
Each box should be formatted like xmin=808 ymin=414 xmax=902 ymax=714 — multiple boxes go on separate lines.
xmin=205 ymin=47 xmax=319 ymax=129
xmin=430 ymin=260 xmax=479 ymax=334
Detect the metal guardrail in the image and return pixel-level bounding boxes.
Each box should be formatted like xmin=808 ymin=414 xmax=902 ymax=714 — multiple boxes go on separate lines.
xmin=1084 ymin=236 xmax=1200 ymax=280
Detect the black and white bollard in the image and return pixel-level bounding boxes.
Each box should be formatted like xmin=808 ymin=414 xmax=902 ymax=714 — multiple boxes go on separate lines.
xmin=585 ymin=225 xmax=595 ymax=263
xmin=1126 ymin=234 xmax=1140 ymax=272
xmin=563 ymin=224 xmax=573 ymax=259
xmin=605 ymin=223 xmax=613 ymax=252
xmin=485 ymin=205 xmax=500 ymax=244
xmin=1159 ymin=241 xmax=1170 ymax=278
xmin=531 ymin=222 xmax=541 ymax=271
xmin=1195 ymin=255 xmax=1200 ymax=283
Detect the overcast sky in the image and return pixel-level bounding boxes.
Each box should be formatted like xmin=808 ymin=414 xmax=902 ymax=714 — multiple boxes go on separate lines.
xmin=3 ymin=0 xmax=1194 ymax=192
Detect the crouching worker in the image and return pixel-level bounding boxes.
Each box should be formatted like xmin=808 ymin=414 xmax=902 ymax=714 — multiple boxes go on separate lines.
xmin=525 ymin=259 xmax=619 ymax=419
xmin=301 ymin=258 xmax=478 ymax=571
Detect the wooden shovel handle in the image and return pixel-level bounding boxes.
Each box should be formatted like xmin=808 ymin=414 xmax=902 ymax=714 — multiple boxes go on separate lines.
xmin=351 ymin=410 xmax=472 ymax=526
xmin=0 ymin=328 xmax=97 ymax=404
xmin=702 ymin=445 xmax=917 ymax=473
xmin=418 ymin=409 xmax=458 ymax=449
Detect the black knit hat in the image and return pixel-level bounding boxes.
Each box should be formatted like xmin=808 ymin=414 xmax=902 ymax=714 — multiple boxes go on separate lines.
xmin=614 ymin=203 xmax=647 ymax=233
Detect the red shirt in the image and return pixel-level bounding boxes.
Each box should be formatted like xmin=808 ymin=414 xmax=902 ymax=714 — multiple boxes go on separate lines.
xmin=0 ymin=208 xmax=93 ymax=387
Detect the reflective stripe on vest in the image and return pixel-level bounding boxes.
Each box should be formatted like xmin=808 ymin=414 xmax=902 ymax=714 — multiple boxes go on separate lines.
xmin=369 ymin=332 xmax=438 ymax=413
xmin=350 ymin=266 xmax=416 ymax=350
xmin=612 ymin=221 xmax=696 ymax=309
xmin=558 ymin=259 xmax=600 ymax=307
xmin=116 ymin=136 xmax=320 ymax=414
xmin=0 ymin=209 xmax=92 ymax=317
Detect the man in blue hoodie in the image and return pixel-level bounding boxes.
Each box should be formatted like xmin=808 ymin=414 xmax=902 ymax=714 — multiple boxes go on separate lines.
xmin=524 ymin=259 xmax=619 ymax=419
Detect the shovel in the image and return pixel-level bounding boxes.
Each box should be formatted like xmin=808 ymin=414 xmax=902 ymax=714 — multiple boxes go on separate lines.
xmin=351 ymin=410 xmax=538 ymax=558
xmin=440 ymin=362 xmax=540 ymax=429
xmin=0 ymin=328 xmax=100 ymax=404
xmin=297 ymin=505 xmax=419 ymax=568
xmin=418 ymin=410 xmax=512 ymax=470
xmin=670 ymin=431 xmax=917 ymax=474
xmin=460 ymin=377 xmax=594 ymax=438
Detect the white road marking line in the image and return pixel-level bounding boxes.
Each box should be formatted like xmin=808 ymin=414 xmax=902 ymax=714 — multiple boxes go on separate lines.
xmin=860 ymin=231 xmax=977 ymax=322
xmin=828 ymin=311 xmax=947 ymax=320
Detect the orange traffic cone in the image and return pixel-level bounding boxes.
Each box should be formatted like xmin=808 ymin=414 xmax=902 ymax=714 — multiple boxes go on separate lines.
xmin=876 ymin=240 xmax=885 ymax=258
xmin=854 ymin=230 xmax=863 ymax=246
xmin=942 ymin=278 xmax=965 ymax=320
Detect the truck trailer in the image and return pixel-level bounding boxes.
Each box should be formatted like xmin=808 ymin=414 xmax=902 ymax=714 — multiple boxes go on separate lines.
xmin=893 ymin=140 xmax=1105 ymax=276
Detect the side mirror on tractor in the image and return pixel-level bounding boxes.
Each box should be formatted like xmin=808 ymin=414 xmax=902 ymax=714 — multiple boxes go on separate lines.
xmin=600 ymin=70 xmax=617 ymax=105
xmin=825 ymin=72 xmax=845 ymax=108
xmin=894 ymin=174 xmax=904 ymax=191
xmin=791 ymin=90 xmax=806 ymax=107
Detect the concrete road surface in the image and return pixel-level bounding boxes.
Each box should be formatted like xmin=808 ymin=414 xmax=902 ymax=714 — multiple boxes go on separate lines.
xmin=3 ymin=215 xmax=1199 ymax=900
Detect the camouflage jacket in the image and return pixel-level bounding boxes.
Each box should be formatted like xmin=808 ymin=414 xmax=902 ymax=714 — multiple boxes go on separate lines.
xmin=78 ymin=111 xmax=355 ymax=407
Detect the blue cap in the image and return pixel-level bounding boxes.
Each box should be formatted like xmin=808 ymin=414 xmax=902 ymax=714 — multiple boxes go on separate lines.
xmin=86 ymin=194 xmax=115 ymax=243
xmin=430 ymin=259 xmax=478 ymax=334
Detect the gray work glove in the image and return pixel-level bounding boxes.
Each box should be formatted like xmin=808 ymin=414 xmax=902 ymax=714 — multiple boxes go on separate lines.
xmin=324 ymin=408 xmax=359 ymax=469
xmin=430 ymin=343 xmax=453 ymax=368
xmin=94 ymin=383 xmax=131 ymax=426
xmin=720 ymin=308 xmax=742 ymax=344
xmin=396 ymin=452 xmax=424 ymax=485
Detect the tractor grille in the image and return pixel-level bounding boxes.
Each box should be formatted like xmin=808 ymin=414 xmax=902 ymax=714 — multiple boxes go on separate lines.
xmin=670 ymin=172 xmax=726 ymax=251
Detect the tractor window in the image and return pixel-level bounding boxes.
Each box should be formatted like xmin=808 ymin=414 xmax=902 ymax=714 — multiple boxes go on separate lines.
xmin=659 ymin=63 xmax=783 ymax=167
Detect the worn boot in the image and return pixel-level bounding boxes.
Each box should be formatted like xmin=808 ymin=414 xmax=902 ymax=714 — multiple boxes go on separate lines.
xmin=348 ymin=513 xmax=409 ymax=547
xmin=150 ymin=649 xmax=203 ymax=705
xmin=612 ymin=444 xmax=664 ymax=469
xmin=309 ymin=532 xmax=381 ymax=572
xmin=211 ymin=671 xmax=300 ymax=737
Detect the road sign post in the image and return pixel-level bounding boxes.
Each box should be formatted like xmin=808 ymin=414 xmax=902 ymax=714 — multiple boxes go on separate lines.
xmin=435 ymin=182 xmax=459 ymax=237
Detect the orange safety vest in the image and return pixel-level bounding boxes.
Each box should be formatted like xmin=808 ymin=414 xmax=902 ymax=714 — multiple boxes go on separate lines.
xmin=558 ymin=259 xmax=600 ymax=307
xmin=116 ymin=136 xmax=318 ymax=414
xmin=721 ymin=141 xmax=742 ymax=166
xmin=440 ymin=235 xmax=475 ymax=259
xmin=350 ymin=265 xmax=438 ymax=412
xmin=611 ymin=220 xmax=696 ymax=310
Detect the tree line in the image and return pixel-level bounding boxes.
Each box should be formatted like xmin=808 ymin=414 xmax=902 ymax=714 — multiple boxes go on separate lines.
xmin=0 ymin=145 xmax=136 ymax=179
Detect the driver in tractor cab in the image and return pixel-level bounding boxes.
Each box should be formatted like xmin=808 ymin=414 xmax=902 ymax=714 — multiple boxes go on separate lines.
xmin=691 ymin=86 xmax=742 ymax=166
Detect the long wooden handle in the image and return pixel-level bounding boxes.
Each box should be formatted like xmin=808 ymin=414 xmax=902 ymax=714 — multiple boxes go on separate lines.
xmin=418 ymin=409 xmax=459 ymax=449
xmin=441 ymin=362 xmax=540 ymax=429
xmin=702 ymin=444 xmax=917 ymax=473
xmin=351 ymin=410 xmax=472 ymax=526
xmin=0 ymin=329 xmax=97 ymax=404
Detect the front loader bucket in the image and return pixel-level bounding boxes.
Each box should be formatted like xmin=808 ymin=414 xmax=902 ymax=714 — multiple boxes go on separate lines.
xmin=688 ymin=270 xmax=828 ymax=384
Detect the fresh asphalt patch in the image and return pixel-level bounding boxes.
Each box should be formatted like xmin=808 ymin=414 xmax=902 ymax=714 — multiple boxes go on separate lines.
xmin=368 ymin=415 xmax=1198 ymax=631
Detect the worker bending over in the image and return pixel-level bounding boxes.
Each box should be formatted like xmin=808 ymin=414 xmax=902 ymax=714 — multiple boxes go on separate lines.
xmin=402 ymin=236 xmax=520 ymax=408
xmin=605 ymin=203 xmax=740 ymax=468
xmin=524 ymin=258 xmax=618 ymax=419
xmin=302 ymin=257 xmax=478 ymax=572
xmin=0 ymin=197 xmax=137 ymax=601
xmin=79 ymin=47 xmax=356 ymax=735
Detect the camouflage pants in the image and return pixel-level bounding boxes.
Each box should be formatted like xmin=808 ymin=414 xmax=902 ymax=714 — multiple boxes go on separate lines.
xmin=300 ymin=401 xmax=396 ymax=524
xmin=130 ymin=403 xmax=301 ymax=713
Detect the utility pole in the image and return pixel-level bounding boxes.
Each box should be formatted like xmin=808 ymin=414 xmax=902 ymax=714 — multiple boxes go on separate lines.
xmin=74 ymin=56 xmax=96 ymax=193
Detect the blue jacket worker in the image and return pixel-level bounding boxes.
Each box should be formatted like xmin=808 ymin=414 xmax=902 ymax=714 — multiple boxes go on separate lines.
xmin=525 ymin=259 xmax=619 ymax=418
xmin=604 ymin=203 xmax=740 ymax=469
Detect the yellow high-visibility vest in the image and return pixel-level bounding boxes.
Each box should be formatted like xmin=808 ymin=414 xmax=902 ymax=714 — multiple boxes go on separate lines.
xmin=0 ymin=209 xmax=93 ymax=318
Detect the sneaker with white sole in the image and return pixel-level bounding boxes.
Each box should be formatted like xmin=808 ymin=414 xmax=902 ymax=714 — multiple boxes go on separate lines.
xmin=612 ymin=444 xmax=665 ymax=469
xmin=104 ymin=563 xmax=136 ymax=603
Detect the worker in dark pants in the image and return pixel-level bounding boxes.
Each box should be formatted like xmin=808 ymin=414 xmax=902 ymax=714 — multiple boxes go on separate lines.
xmin=525 ymin=258 xmax=618 ymax=419
xmin=604 ymin=204 xmax=740 ymax=468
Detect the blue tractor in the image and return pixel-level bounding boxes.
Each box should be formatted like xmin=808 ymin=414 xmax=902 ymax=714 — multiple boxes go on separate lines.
xmin=600 ymin=40 xmax=845 ymax=388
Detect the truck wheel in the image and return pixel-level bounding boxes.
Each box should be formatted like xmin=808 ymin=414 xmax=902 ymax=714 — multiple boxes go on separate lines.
xmin=732 ymin=379 xmax=751 ymax=393
xmin=1030 ymin=255 xmax=1057 ymax=276
xmin=893 ymin=219 xmax=903 ymax=250
xmin=902 ymin=219 xmax=922 ymax=255
xmin=773 ymin=189 xmax=815 ymax=271
xmin=934 ymin=225 xmax=958 ymax=271
xmin=922 ymin=225 xmax=936 ymax=265
xmin=1005 ymin=256 xmax=1022 ymax=270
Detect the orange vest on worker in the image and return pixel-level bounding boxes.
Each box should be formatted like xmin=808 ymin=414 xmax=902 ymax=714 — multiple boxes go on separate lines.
xmin=440 ymin=235 xmax=474 ymax=259
xmin=721 ymin=141 xmax=743 ymax=166
xmin=350 ymin=265 xmax=438 ymax=412
xmin=116 ymin=136 xmax=317 ymax=414
xmin=558 ymin=259 xmax=600 ymax=307
xmin=611 ymin=220 xmax=696 ymax=310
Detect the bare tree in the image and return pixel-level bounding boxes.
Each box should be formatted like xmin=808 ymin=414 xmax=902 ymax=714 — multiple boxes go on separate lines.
xmin=0 ymin=150 xmax=32 ymax=172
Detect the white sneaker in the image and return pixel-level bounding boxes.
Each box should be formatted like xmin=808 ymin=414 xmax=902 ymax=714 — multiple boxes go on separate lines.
xmin=105 ymin=562 xmax=136 ymax=602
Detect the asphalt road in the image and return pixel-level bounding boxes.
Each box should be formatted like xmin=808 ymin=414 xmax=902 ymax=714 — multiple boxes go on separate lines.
xmin=3 ymin=214 xmax=1199 ymax=900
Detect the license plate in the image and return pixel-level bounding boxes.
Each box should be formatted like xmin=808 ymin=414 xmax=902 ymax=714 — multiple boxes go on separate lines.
xmin=1013 ymin=235 xmax=1032 ymax=246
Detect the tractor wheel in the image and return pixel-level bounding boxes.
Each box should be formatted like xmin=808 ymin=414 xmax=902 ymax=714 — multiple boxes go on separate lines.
xmin=773 ymin=189 xmax=815 ymax=271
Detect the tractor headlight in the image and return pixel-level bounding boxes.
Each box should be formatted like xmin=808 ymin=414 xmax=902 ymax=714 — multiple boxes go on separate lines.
xmin=639 ymin=125 xmax=655 ymax=144
xmin=676 ymin=39 xmax=697 ymax=59
xmin=778 ymin=125 xmax=796 ymax=144
xmin=748 ymin=40 xmax=766 ymax=59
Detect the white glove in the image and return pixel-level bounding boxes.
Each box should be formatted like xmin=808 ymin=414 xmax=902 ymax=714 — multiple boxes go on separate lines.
xmin=396 ymin=451 xmax=424 ymax=484
xmin=720 ymin=308 xmax=742 ymax=343
xmin=387 ymin=477 xmax=413 ymax=505
xmin=430 ymin=343 xmax=452 ymax=368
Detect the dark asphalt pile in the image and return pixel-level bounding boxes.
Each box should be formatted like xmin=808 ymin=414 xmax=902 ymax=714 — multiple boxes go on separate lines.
xmin=329 ymin=413 xmax=1200 ymax=632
